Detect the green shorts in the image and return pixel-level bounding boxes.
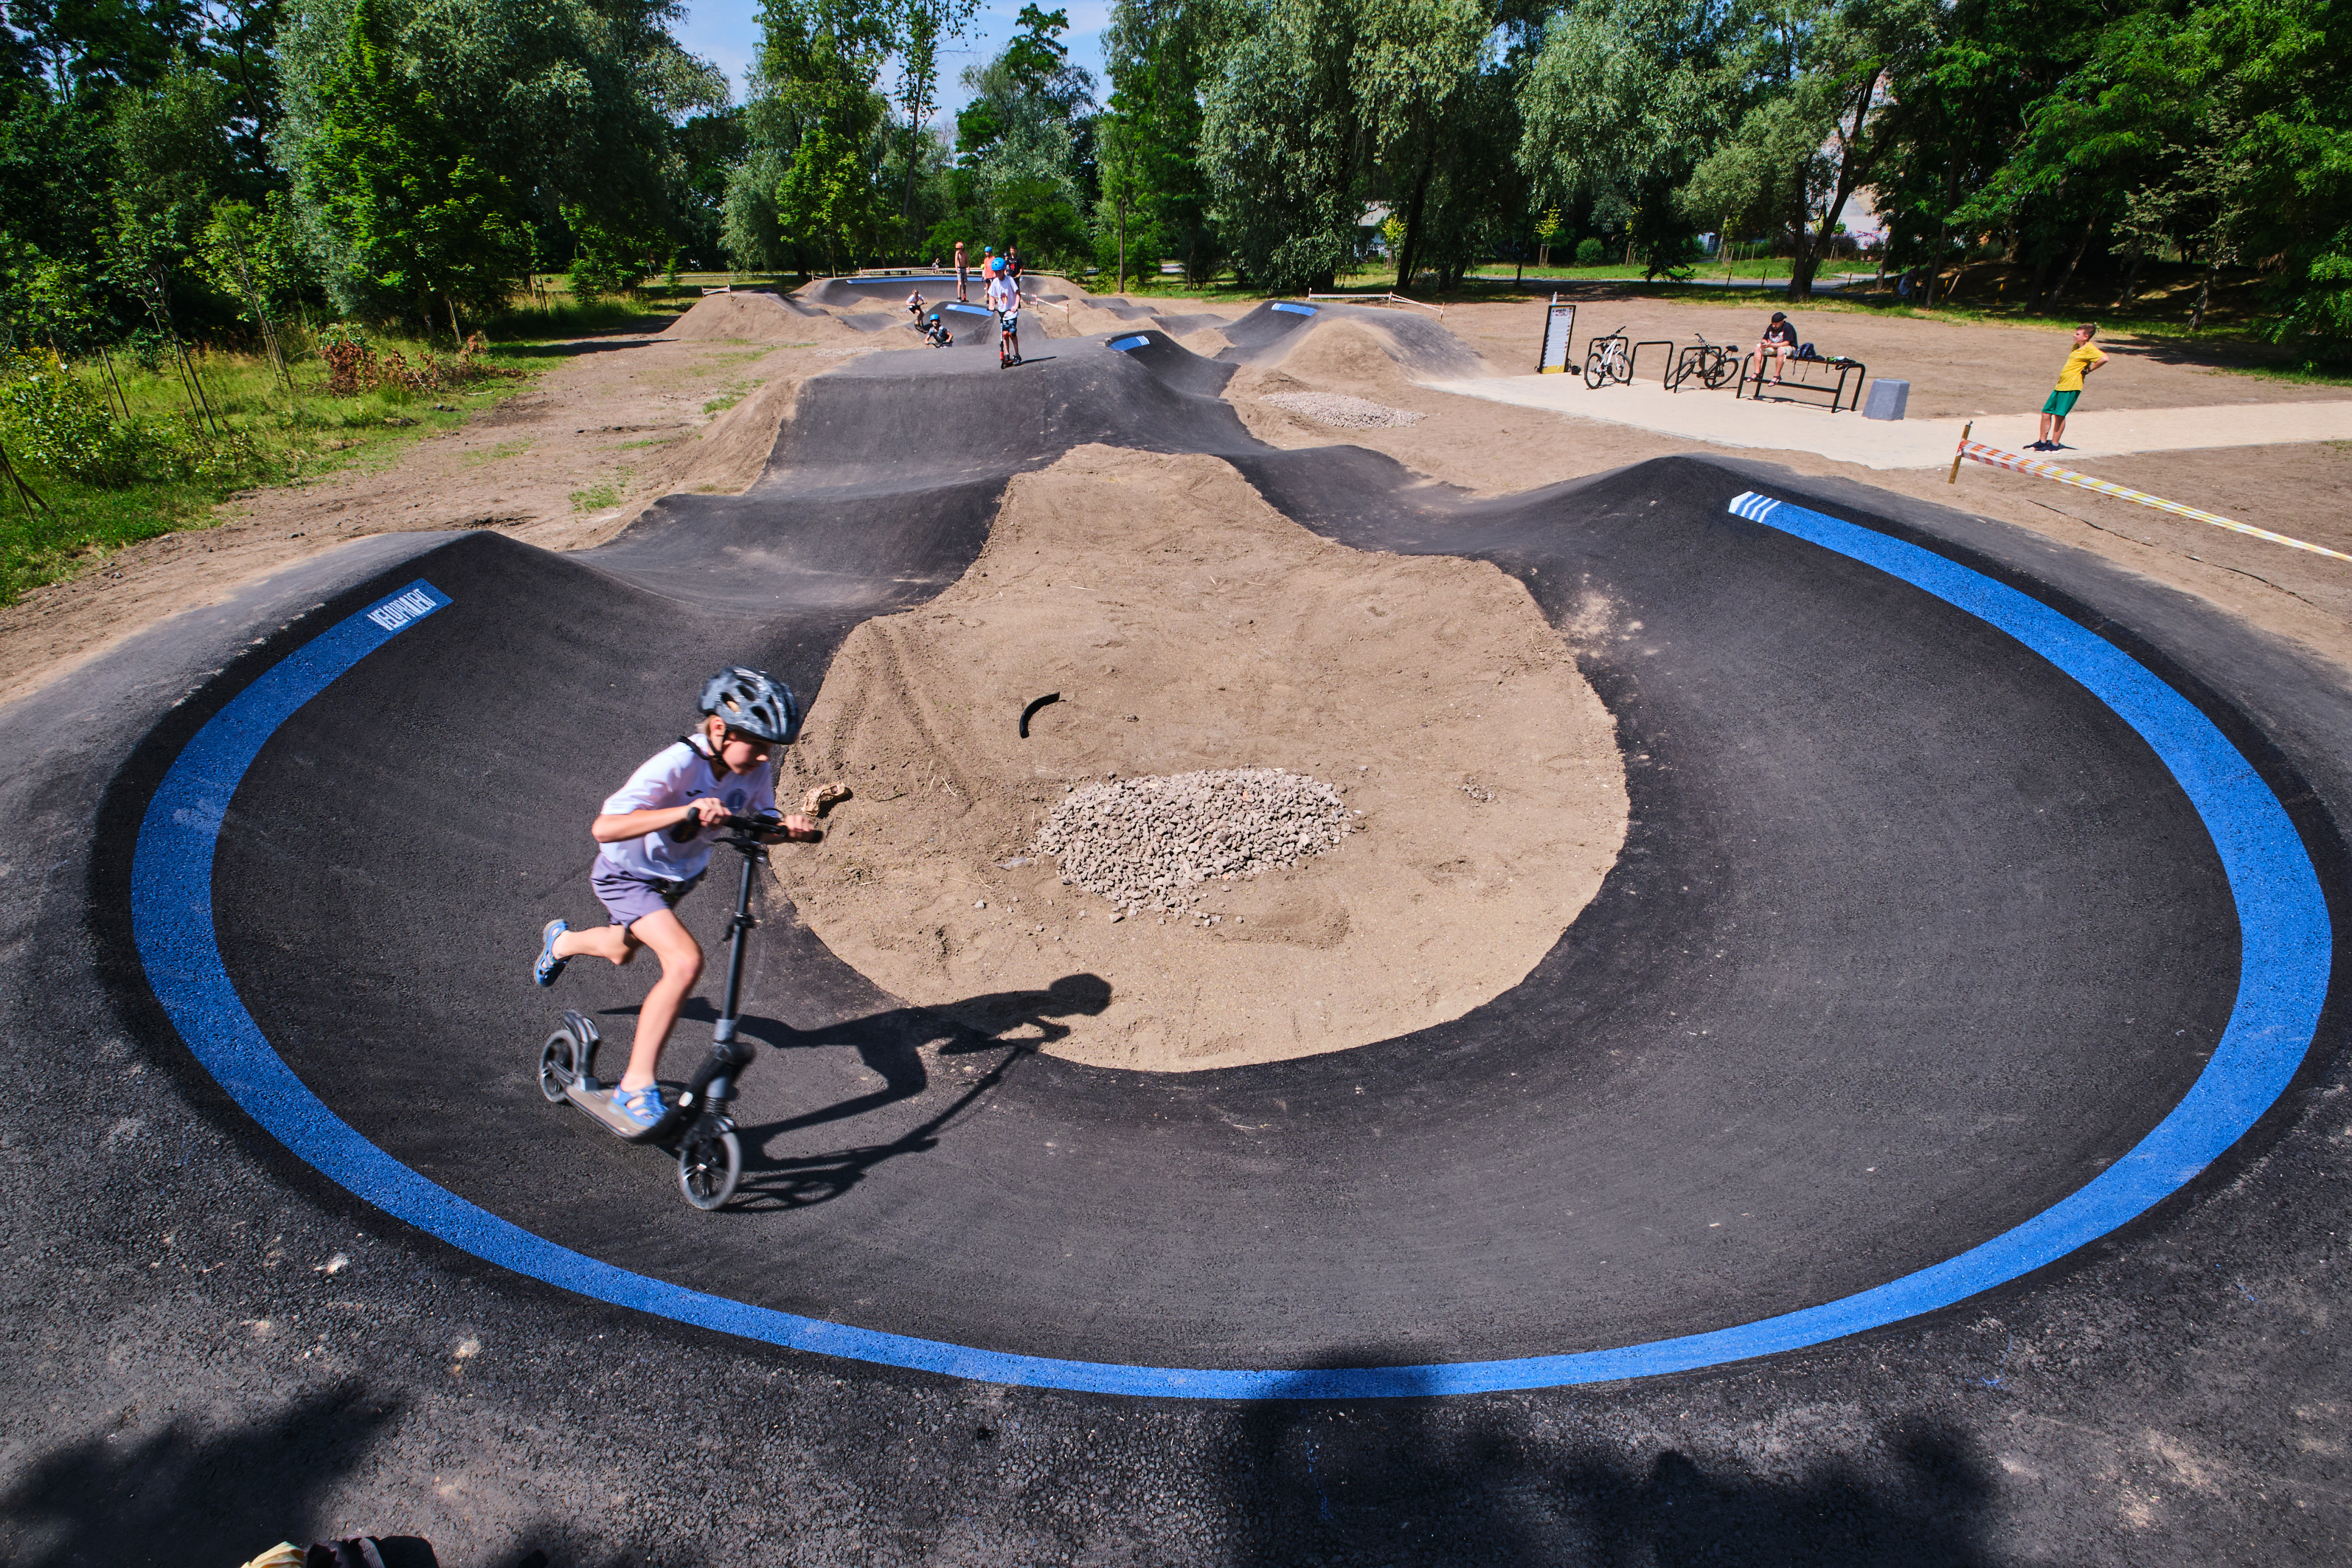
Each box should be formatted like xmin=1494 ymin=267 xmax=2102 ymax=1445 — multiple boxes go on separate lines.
xmin=2042 ymin=389 xmax=2081 ymax=417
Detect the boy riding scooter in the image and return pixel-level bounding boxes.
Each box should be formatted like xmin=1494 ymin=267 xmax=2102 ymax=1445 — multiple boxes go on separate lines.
xmin=533 ymin=667 xmax=819 ymax=1131
xmin=987 ymin=260 xmax=1022 ymax=367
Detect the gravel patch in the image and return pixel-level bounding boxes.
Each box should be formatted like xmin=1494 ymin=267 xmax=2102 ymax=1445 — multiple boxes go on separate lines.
xmin=1035 ymin=768 xmax=1356 ymax=912
xmin=1262 ymin=392 xmax=1428 ymax=429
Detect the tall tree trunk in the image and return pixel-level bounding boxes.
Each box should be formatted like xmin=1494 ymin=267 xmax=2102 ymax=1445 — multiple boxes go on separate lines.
xmin=2113 ymin=248 xmax=2146 ymax=308
xmin=1395 ymin=145 xmax=1435 ymax=292
xmin=1801 ymin=73 xmax=1879 ymax=304
xmin=97 ymin=341 xmax=131 ymax=419
xmin=1788 ymin=164 xmax=1818 ymax=299
xmin=2045 ymin=214 xmax=2098 ymax=308
xmin=2192 ymin=263 xmax=2214 ymax=332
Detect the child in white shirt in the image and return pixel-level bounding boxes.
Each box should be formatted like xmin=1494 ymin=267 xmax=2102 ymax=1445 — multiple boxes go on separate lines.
xmin=533 ymin=667 xmax=817 ymax=1128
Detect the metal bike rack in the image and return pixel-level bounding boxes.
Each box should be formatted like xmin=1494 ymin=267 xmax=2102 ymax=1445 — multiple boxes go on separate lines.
xmin=1630 ymin=341 xmax=1676 ymax=385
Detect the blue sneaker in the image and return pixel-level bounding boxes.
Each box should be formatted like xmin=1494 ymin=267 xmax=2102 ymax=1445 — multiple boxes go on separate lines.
xmin=611 ymin=1083 xmax=667 ymax=1129
xmin=534 ymin=919 xmax=569 ymax=986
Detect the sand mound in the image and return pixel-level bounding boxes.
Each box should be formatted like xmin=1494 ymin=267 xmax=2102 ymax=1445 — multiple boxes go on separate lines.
xmin=770 ymin=445 xmax=1628 ymax=1072
xmin=664 ymin=291 xmax=876 ymax=347
xmin=666 ymin=372 xmax=805 ymax=496
xmin=1063 ymin=304 xmax=1151 ymax=336
xmin=1265 ymin=319 xmax=1434 ymax=400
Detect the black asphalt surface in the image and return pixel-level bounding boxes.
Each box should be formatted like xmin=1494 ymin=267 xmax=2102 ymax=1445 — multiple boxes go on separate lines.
xmin=4 ymin=317 xmax=2347 ymax=1566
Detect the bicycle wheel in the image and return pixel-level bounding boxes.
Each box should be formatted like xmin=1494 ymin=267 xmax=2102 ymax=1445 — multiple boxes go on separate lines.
xmin=1701 ymin=351 xmax=1737 ymax=390
xmin=1605 ymin=349 xmax=1632 ymax=386
xmin=1582 ymin=344 xmax=1608 ymax=389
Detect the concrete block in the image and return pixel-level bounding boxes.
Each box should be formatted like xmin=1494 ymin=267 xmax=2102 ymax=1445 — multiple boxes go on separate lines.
xmin=1863 ymin=378 xmax=1910 ymax=421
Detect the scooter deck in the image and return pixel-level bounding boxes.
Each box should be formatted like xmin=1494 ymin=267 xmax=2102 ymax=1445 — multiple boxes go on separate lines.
xmin=563 ymin=1080 xmax=683 ymax=1144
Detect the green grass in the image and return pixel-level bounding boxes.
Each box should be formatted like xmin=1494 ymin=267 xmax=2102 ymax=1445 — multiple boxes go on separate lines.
xmin=569 ymin=482 xmax=621 ymax=512
xmin=2223 ymin=361 xmax=2352 ymax=386
xmin=0 ymin=327 xmax=555 ymax=605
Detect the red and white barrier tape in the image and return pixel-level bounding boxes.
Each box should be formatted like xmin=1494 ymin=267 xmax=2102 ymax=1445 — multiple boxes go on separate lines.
xmin=1956 ymin=437 xmax=2352 ymax=566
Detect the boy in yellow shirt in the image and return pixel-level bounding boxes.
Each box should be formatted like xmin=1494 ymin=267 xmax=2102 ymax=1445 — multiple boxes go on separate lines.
xmin=2034 ymin=324 xmax=2107 ymax=451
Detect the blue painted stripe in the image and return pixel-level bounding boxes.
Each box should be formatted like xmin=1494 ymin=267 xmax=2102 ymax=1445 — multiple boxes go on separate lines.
xmin=1109 ymin=335 xmax=1151 ymax=353
xmin=129 ymin=499 xmax=2331 ymax=1399
xmin=943 ymin=303 xmax=992 ymax=316
xmin=1272 ymin=302 xmax=1318 ymax=315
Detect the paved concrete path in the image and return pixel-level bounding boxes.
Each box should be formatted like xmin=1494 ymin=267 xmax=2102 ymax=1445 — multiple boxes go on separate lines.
xmin=1431 ymin=372 xmax=2352 ymax=469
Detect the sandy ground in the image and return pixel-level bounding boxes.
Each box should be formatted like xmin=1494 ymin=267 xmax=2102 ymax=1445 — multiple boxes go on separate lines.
xmin=769 ymin=445 xmax=1628 ymax=1071
xmin=1229 ymin=295 xmax=2352 ymax=677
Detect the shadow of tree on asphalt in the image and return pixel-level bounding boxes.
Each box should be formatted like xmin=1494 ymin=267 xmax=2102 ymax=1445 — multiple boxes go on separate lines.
xmin=1210 ymin=1355 xmax=1999 ymax=1567
xmin=0 ymin=1381 xmax=406 ymax=1568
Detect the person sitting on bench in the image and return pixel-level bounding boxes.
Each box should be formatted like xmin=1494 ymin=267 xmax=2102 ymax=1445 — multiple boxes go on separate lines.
xmin=1755 ymin=311 xmax=1797 ymax=384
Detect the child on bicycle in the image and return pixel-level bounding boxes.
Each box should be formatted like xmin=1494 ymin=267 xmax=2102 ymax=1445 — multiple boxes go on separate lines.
xmin=533 ymin=667 xmax=818 ymax=1130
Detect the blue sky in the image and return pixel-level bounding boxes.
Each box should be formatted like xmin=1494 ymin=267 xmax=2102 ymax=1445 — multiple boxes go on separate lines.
xmin=673 ymin=1 xmax=1115 ymax=118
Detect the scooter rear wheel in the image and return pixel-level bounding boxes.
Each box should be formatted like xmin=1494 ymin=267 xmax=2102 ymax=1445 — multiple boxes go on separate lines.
xmin=538 ymin=1030 xmax=577 ymax=1103
xmin=678 ymin=1128 xmax=740 ymax=1210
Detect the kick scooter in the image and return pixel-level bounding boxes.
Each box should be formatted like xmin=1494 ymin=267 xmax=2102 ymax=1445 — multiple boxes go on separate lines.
xmin=536 ymin=811 xmax=783 ymax=1210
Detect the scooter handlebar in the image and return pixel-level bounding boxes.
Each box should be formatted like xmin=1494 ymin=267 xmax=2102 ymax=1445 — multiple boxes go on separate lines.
xmin=669 ymin=810 xmax=788 ymax=842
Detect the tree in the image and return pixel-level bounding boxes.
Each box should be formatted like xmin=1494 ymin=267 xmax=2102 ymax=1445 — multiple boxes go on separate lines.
xmin=105 ymin=60 xmax=235 ymax=346
xmin=954 ymin=5 xmax=1096 ymax=264
xmin=1100 ymin=0 xmax=1218 ymax=282
xmin=1199 ymin=0 xmax=1367 ymax=293
xmin=296 ymin=0 xmax=526 ymax=331
xmin=1352 ymin=0 xmax=1493 ymax=291
xmin=888 ymin=0 xmax=980 ymax=229
xmin=277 ymin=0 xmax=718 ymax=298
xmin=1092 ymin=105 xmax=1156 ymax=289
xmin=1517 ymin=0 xmax=1746 ymax=280
xmin=759 ymin=0 xmax=892 ymax=271
xmin=196 ymin=195 xmax=309 ymax=385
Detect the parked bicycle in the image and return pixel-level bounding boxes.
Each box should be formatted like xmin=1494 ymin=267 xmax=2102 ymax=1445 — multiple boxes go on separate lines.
xmin=1667 ymin=333 xmax=1740 ymax=392
xmin=1583 ymin=326 xmax=1633 ymax=389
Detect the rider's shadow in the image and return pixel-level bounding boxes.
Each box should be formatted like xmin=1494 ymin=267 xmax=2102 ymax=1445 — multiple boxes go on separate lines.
xmin=649 ymin=973 xmax=1111 ymax=1213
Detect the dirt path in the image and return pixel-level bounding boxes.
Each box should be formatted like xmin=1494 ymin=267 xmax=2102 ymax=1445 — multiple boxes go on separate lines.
xmin=0 ymin=316 xmax=881 ymax=708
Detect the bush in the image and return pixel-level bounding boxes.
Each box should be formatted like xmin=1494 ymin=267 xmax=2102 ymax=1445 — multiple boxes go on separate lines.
xmin=1575 ymin=237 xmax=1606 ymax=266
xmin=317 ymin=322 xmax=518 ymax=396
xmin=0 ymin=351 xmax=139 ymax=485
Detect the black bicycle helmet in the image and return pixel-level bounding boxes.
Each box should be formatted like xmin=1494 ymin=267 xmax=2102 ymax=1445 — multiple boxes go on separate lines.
xmin=699 ymin=666 xmax=799 ymax=744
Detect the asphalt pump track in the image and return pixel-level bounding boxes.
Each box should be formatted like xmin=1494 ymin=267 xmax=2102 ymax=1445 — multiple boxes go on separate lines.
xmin=7 ymin=308 xmax=2349 ymax=1561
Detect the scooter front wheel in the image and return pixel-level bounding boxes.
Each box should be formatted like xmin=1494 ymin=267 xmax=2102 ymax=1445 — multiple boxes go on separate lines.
xmin=678 ymin=1128 xmax=741 ymax=1210
xmin=538 ymin=1030 xmax=577 ymax=1103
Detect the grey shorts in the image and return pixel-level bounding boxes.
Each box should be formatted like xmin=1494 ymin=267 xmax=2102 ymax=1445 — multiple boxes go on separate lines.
xmin=592 ymin=864 xmax=704 ymax=930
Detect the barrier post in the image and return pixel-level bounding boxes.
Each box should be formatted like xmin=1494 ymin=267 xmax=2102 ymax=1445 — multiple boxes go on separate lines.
xmin=1948 ymin=422 xmax=1971 ymax=485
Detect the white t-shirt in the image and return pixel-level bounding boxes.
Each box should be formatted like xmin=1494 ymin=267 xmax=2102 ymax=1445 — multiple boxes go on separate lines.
xmin=988 ymin=274 xmax=1019 ymax=314
xmin=596 ymin=738 xmax=776 ymax=883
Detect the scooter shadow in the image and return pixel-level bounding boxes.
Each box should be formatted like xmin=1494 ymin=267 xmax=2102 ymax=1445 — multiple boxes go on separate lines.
xmin=611 ymin=974 xmax=1110 ymax=1213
